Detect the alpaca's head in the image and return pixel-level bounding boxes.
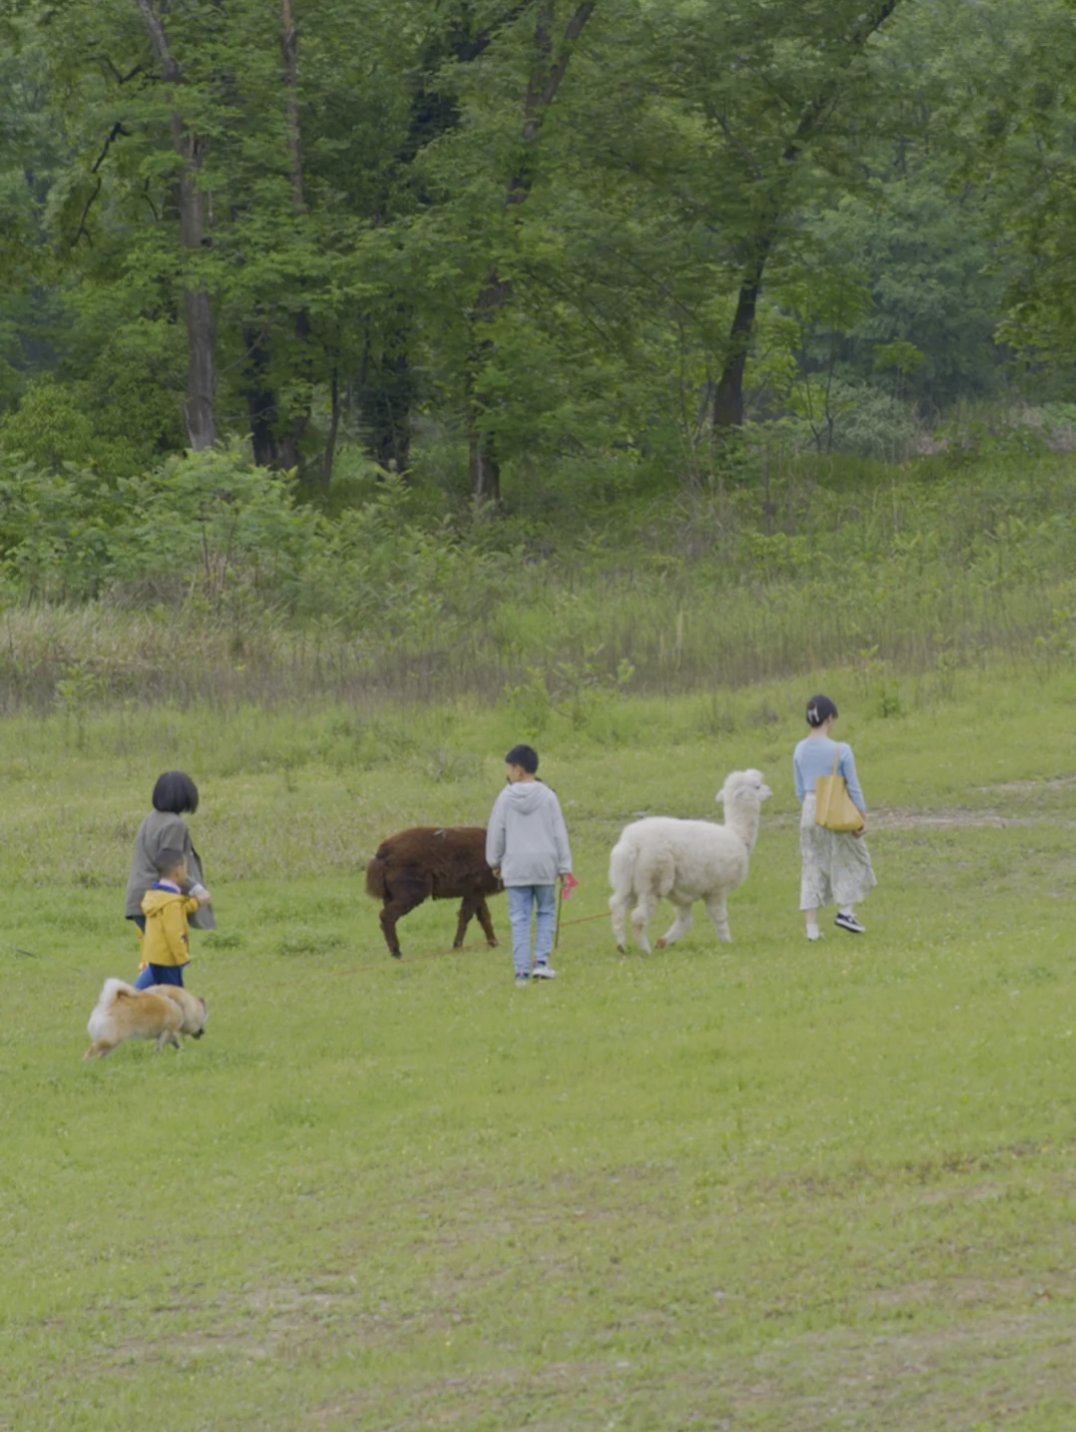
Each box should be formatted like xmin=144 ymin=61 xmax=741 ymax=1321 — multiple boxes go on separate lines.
xmin=715 ymin=770 xmax=773 ymax=839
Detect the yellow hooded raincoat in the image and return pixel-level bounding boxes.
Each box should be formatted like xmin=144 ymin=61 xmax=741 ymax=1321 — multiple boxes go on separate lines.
xmin=139 ymin=886 xmax=201 ymax=970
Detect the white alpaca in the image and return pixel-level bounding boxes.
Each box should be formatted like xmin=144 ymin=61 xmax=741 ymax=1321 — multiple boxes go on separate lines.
xmin=609 ymin=769 xmax=773 ymax=953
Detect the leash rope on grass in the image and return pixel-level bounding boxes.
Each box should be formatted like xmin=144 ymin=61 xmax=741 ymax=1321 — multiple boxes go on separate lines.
xmin=559 ymin=910 xmax=610 ymax=929
xmin=418 ymin=907 xmax=611 ymax=960
xmin=329 ymin=906 xmax=613 ymax=972
xmin=452 ymin=907 xmax=609 ymax=953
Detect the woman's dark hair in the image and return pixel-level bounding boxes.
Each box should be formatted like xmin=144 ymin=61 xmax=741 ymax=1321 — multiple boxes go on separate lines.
xmin=805 ymin=695 xmax=839 ymax=728
xmin=152 ymin=771 xmax=200 ymax=814
xmin=505 ymin=744 xmax=539 ymax=774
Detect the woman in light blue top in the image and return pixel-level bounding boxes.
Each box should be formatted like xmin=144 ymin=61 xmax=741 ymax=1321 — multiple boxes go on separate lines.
xmin=793 ymin=695 xmax=876 ymax=940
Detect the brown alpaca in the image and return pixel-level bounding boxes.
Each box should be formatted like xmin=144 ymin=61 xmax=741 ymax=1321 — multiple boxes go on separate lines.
xmin=365 ymin=826 xmax=504 ymax=958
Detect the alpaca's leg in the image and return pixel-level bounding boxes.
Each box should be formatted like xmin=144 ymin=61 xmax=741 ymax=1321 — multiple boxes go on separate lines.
xmin=704 ymin=892 xmax=732 ymax=943
xmin=609 ymin=890 xmax=632 ymax=953
xmin=630 ymin=894 xmax=658 ymax=955
xmin=472 ymin=897 xmax=499 ymax=949
xmin=455 ymin=895 xmax=498 ymax=949
xmin=379 ymin=881 xmax=426 ymax=958
xmin=657 ymin=902 xmax=694 ymax=949
xmin=453 ymin=895 xmax=478 ymax=948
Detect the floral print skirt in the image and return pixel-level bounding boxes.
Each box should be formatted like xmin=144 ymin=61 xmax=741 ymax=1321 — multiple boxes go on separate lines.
xmin=799 ymin=794 xmax=877 ymax=911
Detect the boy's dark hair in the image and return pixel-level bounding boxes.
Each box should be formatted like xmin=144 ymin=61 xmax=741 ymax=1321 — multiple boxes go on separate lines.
xmin=152 ymin=771 xmax=200 ymax=814
xmin=505 ymin=744 xmax=539 ymax=774
xmin=805 ymin=695 xmax=839 ymax=728
xmin=154 ymin=848 xmax=187 ymax=876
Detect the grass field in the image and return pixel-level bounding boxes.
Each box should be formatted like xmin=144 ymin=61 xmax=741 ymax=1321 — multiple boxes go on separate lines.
xmin=1 ymin=668 xmax=1073 ymax=1430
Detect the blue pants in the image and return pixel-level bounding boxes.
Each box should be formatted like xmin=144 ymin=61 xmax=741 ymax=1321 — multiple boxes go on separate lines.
xmin=507 ymin=884 xmax=557 ymax=977
xmin=134 ymin=964 xmax=184 ymax=990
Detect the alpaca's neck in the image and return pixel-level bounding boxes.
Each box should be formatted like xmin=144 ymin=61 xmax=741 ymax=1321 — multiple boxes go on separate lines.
xmin=726 ymin=804 xmax=762 ymax=853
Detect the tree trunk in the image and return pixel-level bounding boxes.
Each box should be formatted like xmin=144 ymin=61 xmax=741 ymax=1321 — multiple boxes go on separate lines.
xmin=711 ymin=0 xmax=903 ymax=432
xmin=268 ymin=0 xmax=311 ymax=471
xmin=468 ymin=427 xmax=501 ymax=506
xmin=280 ymin=0 xmax=305 ymax=215
xmin=244 ymin=323 xmax=295 ymax=468
xmin=280 ymin=0 xmax=310 ymax=468
xmin=181 ymin=246 xmax=217 ymax=450
xmin=467 ymin=1 xmax=596 ymax=502
xmin=235 ymin=1 xmax=311 ymax=472
xmin=379 ymin=4 xmax=533 ymax=484
xmin=712 ymin=273 xmax=763 ymax=430
xmin=468 ymin=268 xmax=513 ymax=504
xmin=322 ymin=365 xmax=340 ymax=483
xmin=136 ymin=0 xmax=217 ymax=450
xmin=357 ymin=315 xmax=415 ymax=473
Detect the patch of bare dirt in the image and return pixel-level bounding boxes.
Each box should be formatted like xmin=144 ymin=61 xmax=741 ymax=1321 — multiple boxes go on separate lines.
xmin=770 ymin=807 xmax=1076 ymax=832
xmin=876 ymin=807 xmax=1076 ymax=831
xmin=975 ymin=775 xmax=1076 ymax=796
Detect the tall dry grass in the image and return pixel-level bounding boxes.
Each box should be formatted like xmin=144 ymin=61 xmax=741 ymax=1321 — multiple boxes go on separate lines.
xmin=0 ymin=449 xmax=1072 ymax=713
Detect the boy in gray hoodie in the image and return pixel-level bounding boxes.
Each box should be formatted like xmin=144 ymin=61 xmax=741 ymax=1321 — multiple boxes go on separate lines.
xmin=486 ymin=744 xmax=573 ymax=984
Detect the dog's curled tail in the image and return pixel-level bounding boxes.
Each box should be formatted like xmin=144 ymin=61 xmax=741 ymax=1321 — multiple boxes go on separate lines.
xmin=87 ymin=977 xmax=136 ymax=1046
xmin=98 ymin=976 xmax=137 ymax=1006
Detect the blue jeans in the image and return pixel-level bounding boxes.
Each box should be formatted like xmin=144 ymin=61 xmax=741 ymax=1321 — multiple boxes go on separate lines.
xmin=134 ymin=964 xmax=184 ymax=990
xmin=507 ymin=884 xmax=557 ymax=976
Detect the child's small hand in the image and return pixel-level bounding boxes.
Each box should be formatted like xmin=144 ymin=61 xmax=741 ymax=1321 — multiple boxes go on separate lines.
xmin=189 ymin=882 xmax=211 ymax=903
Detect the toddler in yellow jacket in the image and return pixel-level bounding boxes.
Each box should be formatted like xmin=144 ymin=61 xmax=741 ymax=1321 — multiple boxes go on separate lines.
xmin=134 ymin=850 xmax=211 ymax=990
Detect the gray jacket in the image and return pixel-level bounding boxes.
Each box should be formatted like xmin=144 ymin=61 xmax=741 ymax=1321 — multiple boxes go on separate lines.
xmin=124 ymin=810 xmax=216 ymax=930
xmin=486 ymin=780 xmax=572 ymax=887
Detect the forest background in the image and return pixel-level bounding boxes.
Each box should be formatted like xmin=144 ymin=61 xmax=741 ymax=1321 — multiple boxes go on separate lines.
xmin=0 ymin=0 xmax=1074 ymax=707
xmin=2 ymin=7 xmax=1075 ymax=1427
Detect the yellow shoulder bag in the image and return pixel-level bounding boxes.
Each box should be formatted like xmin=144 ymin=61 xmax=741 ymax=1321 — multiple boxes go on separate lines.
xmin=815 ymin=750 xmax=865 ymax=833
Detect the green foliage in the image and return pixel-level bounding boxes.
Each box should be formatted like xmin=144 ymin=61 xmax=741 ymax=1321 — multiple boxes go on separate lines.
xmin=0 ymin=456 xmax=118 ymax=601
xmin=0 ymin=379 xmax=98 ymax=472
xmin=967 ymin=0 xmax=1076 ymax=371
xmin=0 ymin=446 xmax=315 ymax=604
xmin=0 ymin=346 xmax=185 ymax=479
xmin=0 ymin=445 xmax=1071 ymax=716
xmin=2 ymin=0 xmax=1072 ymax=486
xmin=108 ymin=448 xmax=315 ymax=612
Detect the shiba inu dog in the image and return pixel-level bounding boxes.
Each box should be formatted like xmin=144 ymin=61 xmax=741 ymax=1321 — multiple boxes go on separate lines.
xmin=84 ymin=978 xmax=208 ymax=1060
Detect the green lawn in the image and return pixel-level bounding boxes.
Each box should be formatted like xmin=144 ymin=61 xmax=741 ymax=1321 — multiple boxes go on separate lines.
xmin=1 ymin=671 xmax=1073 ymax=1430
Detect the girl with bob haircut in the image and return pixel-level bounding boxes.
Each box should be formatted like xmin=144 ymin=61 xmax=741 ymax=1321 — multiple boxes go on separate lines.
xmin=124 ymin=771 xmax=216 ymax=945
xmin=793 ymin=696 xmax=877 ymax=940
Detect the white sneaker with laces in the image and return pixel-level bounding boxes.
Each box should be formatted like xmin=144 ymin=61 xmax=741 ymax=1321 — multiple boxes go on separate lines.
xmin=531 ymin=963 xmax=557 ymax=980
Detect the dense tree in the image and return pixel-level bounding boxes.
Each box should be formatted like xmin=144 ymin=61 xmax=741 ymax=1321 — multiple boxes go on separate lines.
xmin=0 ymin=0 xmax=1071 ymax=492
xmin=134 ymin=0 xmax=218 ymax=449
xmin=972 ymin=0 xmax=1076 ymax=375
xmin=464 ymin=0 xmax=596 ymax=502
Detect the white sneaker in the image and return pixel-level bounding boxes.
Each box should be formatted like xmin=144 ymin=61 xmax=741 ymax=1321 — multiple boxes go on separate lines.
xmin=807 ymin=930 xmax=823 ymax=942
xmin=531 ymin=963 xmax=557 ymax=980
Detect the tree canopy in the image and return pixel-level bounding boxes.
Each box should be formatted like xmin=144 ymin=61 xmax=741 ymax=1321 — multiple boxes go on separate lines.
xmin=0 ymin=0 xmax=1072 ymax=490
